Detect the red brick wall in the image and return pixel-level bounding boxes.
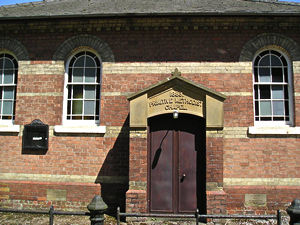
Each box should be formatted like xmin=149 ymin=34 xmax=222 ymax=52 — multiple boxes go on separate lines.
xmin=0 ymin=16 xmax=299 ymax=213
xmin=225 ymin=186 xmax=300 ymax=214
xmin=206 ymin=137 xmax=223 ymax=184
xmin=0 ymin=17 xmax=298 ymax=62
xmin=224 ymin=138 xmax=300 ymax=178
xmin=0 ymin=181 xmax=99 ymax=210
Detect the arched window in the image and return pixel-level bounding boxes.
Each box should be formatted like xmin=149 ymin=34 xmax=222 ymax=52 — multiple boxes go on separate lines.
xmin=0 ymin=53 xmax=18 ymax=123
xmin=64 ymin=51 xmax=101 ymax=125
xmin=253 ymin=50 xmax=293 ymax=126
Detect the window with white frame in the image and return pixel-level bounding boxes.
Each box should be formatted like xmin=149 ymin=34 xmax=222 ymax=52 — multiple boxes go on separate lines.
xmin=253 ymin=50 xmax=293 ymax=126
xmin=0 ymin=53 xmax=17 ymax=124
xmin=64 ymin=51 xmax=101 ymax=125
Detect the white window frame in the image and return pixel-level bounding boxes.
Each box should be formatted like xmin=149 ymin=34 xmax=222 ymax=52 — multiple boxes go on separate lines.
xmin=62 ymin=50 xmax=102 ymax=127
xmin=252 ymin=49 xmax=294 ymax=127
xmin=0 ymin=53 xmax=18 ymax=126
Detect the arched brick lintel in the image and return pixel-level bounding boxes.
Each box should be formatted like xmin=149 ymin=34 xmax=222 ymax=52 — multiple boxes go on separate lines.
xmin=53 ymin=34 xmax=115 ymax=62
xmin=0 ymin=38 xmax=29 ymax=60
xmin=239 ymin=33 xmax=300 ymax=62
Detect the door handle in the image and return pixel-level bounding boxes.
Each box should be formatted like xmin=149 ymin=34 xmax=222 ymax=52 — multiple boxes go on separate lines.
xmin=180 ymin=173 xmax=186 ymax=182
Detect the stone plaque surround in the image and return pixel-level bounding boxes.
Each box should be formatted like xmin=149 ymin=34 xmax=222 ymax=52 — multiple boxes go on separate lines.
xmin=128 ymin=69 xmax=226 ymax=128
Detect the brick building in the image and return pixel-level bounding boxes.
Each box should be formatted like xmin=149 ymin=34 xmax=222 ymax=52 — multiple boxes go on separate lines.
xmin=0 ymin=0 xmax=300 ymax=216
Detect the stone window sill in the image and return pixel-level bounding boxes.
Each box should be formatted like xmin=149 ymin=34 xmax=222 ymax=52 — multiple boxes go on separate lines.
xmin=248 ymin=126 xmax=300 ymax=135
xmin=0 ymin=125 xmax=20 ymax=133
xmin=54 ymin=125 xmax=106 ymax=134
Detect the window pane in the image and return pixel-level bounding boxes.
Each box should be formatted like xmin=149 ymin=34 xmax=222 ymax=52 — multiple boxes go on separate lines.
xmin=273 ymin=101 xmax=284 ymax=116
xmin=3 ymin=87 xmax=14 ymax=99
xmin=74 ymin=56 xmax=85 ymax=67
xmin=67 ymin=51 xmax=101 ymax=121
xmin=254 ymin=67 xmax=258 ymax=82
xmin=259 ymin=68 xmax=270 ymax=82
xmin=0 ymin=71 xmax=2 ymax=84
xmin=68 ymin=86 xmax=72 ymax=99
xmin=96 ymin=87 xmax=100 ymax=99
xmin=4 ymin=59 xmax=14 ymax=69
xmin=272 ymin=68 xmax=283 ymax=82
xmin=282 ymin=57 xmax=287 ymax=67
xmin=272 ymin=86 xmax=284 ymax=99
xmin=96 ymin=68 xmax=101 ymax=83
xmin=85 ymin=86 xmax=95 ymax=99
xmin=3 ymin=101 xmax=13 ymax=114
xmin=72 ymin=100 xmax=82 ymax=114
xmin=0 ymin=100 xmax=2 ymax=114
xmin=285 ymin=100 xmax=289 ymax=115
xmin=3 ymin=70 xmax=14 ymax=84
xmin=271 ymin=50 xmax=281 ymax=57
xmin=73 ymin=68 xmax=84 ymax=82
xmin=274 ymin=117 xmax=284 ymax=121
xmin=96 ymin=100 xmax=99 ymax=117
xmin=259 ymin=55 xmax=270 ymax=66
xmin=95 ymin=57 xmax=100 ymax=67
xmin=254 ymin=56 xmax=260 ymax=66
xmin=73 ymin=86 xmax=83 ymax=99
xmin=260 ymin=101 xmax=271 ymax=115
xmin=84 ymin=101 xmax=95 ymax=115
xmin=255 ymin=101 xmax=259 ymax=116
xmin=254 ymin=86 xmax=258 ymax=99
xmin=0 ymin=58 xmax=4 ymax=68
xmin=85 ymin=56 xmax=96 ymax=67
xmin=260 ymin=85 xmax=270 ymax=99
xmin=261 ymin=117 xmax=272 ymax=121
xmin=284 ymin=86 xmax=289 ymax=99
xmin=69 ymin=57 xmax=76 ymax=68
xmin=67 ymin=100 xmax=71 ymax=114
xmin=284 ymin=68 xmax=288 ymax=83
xmin=85 ymin=68 xmax=96 ymax=83
xmin=271 ymin=55 xmax=282 ymax=66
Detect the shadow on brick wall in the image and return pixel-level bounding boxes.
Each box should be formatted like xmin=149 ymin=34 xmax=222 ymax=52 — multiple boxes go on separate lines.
xmin=96 ymin=116 xmax=129 ymax=216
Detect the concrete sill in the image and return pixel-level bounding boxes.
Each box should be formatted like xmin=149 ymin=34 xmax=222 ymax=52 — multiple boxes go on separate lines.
xmin=248 ymin=126 xmax=300 ymax=135
xmin=54 ymin=125 xmax=106 ymax=134
xmin=0 ymin=125 xmax=20 ymax=133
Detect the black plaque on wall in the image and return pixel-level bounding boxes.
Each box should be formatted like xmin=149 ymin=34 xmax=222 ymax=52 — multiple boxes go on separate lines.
xmin=22 ymin=119 xmax=49 ymax=151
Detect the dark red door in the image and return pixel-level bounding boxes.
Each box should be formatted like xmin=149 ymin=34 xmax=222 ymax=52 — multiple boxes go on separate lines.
xmin=149 ymin=114 xmax=204 ymax=214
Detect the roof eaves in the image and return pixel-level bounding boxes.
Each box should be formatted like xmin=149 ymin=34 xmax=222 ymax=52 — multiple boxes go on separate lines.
xmin=0 ymin=11 xmax=300 ymax=21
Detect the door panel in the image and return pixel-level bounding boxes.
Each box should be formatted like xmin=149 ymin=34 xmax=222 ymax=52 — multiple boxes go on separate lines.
xmin=149 ymin=114 xmax=204 ymax=214
xmin=178 ymin=130 xmax=197 ymax=213
xmin=150 ymin=129 xmax=173 ymax=212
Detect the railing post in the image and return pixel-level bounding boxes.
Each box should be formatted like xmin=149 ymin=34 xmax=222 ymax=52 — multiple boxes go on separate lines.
xmin=117 ymin=206 xmax=120 ymax=225
xmin=87 ymin=195 xmax=108 ymax=225
xmin=277 ymin=210 xmax=282 ymax=225
xmin=287 ymin=199 xmax=300 ymax=225
xmin=195 ymin=208 xmax=199 ymax=225
xmin=49 ymin=205 xmax=54 ymax=225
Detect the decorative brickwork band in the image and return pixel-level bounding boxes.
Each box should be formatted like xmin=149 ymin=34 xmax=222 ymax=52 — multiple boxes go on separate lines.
xmin=0 ymin=38 xmax=29 ymax=60
xmin=53 ymin=34 xmax=114 ymax=62
xmin=239 ymin=33 xmax=300 ymax=61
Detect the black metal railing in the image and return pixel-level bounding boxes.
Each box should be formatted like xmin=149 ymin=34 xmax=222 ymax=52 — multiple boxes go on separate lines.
xmin=0 ymin=206 xmax=90 ymax=225
xmin=117 ymin=207 xmax=282 ymax=225
xmin=0 ymin=205 xmax=283 ymax=225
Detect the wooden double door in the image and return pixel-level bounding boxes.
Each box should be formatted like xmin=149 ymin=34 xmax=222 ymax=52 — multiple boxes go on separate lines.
xmin=148 ymin=114 xmax=206 ymax=214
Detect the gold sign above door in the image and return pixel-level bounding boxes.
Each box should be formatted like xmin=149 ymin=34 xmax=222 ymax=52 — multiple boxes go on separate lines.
xmin=148 ymin=88 xmax=204 ymax=118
